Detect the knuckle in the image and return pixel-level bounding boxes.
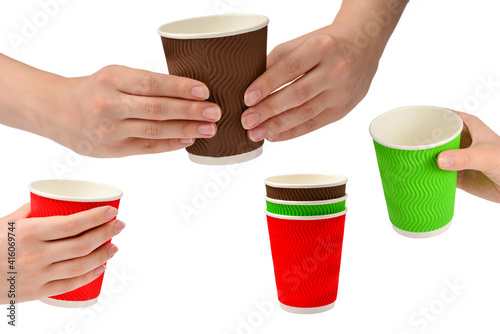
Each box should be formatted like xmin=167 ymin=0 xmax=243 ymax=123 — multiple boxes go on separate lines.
xmin=144 ymin=101 xmax=164 ymax=118
xmin=142 ymin=139 xmax=159 ymax=154
xmin=68 ymin=263 xmax=85 ymax=277
xmin=143 ymin=123 xmax=162 ymax=138
xmin=333 ymin=59 xmax=352 ymax=81
xmin=94 ymin=65 xmax=115 ymax=85
xmin=269 ymin=118 xmax=284 ymax=134
xmin=299 ymin=104 xmax=316 ymax=122
xmin=304 ymin=118 xmax=318 ymax=132
xmin=315 ymin=34 xmax=337 ymax=54
xmin=89 ymin=95 xmax=110 ymax=116
xmin=181 ymin=123 xmax=193 ymax=138
xmin=170 ymin=78 xmax=183 ymax=95
xmin=261 ymin=75 xmax=276 ymax=94
xmin=140 ymin=74 xmax=159 ymax=94
xmin=60 ymin=219 xmax=80 ymax=235
xmin=59 ymin=280 xmax=76 ymax=294
xmin=18 ymin=252 xmax=38 ymax=268
xmin=16 ymin=225 xmax=33 ymax=242
xmin=293 ymin=83 xmax=311 ymax=103
xmin=461 ymin=151 xmax=472 ymax=167
xmin=262 ymin=101 xmax=281 ymax=117
xmin=284 ymin=57 xmax=301 ymax=75
xmin=184 ymin=102 xmax=196 ymax=120
xmin=73 ymin=240 xmax=92 ymax=257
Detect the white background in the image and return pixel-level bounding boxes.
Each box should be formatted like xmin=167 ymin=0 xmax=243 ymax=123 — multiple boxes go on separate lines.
xmin=1 ymin=0 xmax=500 ymax=333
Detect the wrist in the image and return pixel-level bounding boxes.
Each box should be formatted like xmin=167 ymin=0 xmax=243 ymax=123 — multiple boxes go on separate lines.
xmin=330 ymin=0 xmax=408 ymax=59
xmin=327 ymin=21 xmax=384 ymax=60
xmin=29 ymin=74 xmax=75 ymax=142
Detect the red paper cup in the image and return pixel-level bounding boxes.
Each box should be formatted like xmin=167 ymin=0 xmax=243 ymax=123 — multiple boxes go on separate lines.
xmin=29 ymin=179 xmax=123 ymax=308
xmin=266 ymin=210 xmax=347 ymax=314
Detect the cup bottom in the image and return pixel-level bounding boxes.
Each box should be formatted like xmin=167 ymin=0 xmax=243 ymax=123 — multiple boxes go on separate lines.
xmin=39 ymin=297 xmax=98 ymax=308
xmin=188 ymin=146 xmax=263 ymax=165
xmin=279 ymin=302 xmax=335 ymax=314
xmin=392 ymin=221 xmax=452 ymax=238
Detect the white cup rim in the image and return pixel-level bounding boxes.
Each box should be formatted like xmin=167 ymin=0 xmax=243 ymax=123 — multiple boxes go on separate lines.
xmin=265 ymin=208 xmax=348 ymax=220
xmin=264 ymin=194 xmax=348 ymax=206
xmin=158 ymin=14 xmax=269 ymax=40
xmin=264 ymin=174 xmax=348 ymax=189
xmin=369 ymin=105 xmax=463 ymax=151
xmin=29 ymin=179 xmax=123 ymax=202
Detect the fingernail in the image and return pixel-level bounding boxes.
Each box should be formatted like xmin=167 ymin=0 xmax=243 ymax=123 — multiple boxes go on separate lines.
xmin=192 ymin=86 xmax=209 ymax=100
xmin=114 ymin=220 xmax=126 ymax=235
xmin=244 ymin=90 xmax=261 ymax=107
xmin=249 ymin=127 xmax=266 ymax=142
xmin=106 ymin=207 xmax=118 ymax=220
xmin=180 ymin=138 xmax=195 ymax=145
xmin=242 ymin=113 xmax=259 ymax=129
xmin=202 ymin=107 xmax=221 ymax=121
xmin=108 ymin=245 xmax=119 ymax=258
xmin=438 ymin=153 xmax=454 ymax=169
xmin=198 ymin=123 xmax=216 ymax=136
xmin=267 ymin=133 xmax=281 ymax=142
xmin=94 ymin=265 xmax=106 ymax=276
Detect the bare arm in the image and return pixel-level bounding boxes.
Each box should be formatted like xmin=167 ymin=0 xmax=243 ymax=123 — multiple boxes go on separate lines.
xmin=0 ymin=54 xmax=222 ymax=157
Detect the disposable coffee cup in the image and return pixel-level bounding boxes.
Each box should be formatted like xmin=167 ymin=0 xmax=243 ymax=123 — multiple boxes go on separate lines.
xmin=30 ymin=179 xmax=122 ymax=308
xmin=369 ymin=105 xmax=463 ymax=238
xmin=158 ymin=14 xmax=269 ymax=165
xmin=265 ymin=174 xmax=347 ymax=201
xmin=265 ymin=194 xmax=348 ymax=216
xmin=266 ymin=210 xmax=348 ymax=314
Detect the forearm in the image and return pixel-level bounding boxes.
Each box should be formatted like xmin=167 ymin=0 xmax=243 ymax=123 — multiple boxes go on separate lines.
xmin=331 ymin=0 xmax=409 ymax=58
xmin=0 ymin=54 xmax=68 ymax=138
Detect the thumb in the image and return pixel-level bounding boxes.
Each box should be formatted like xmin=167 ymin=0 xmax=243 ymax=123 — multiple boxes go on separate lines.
xmin=438 ymin=146 xmax=493 ymax=172
xmin=6 ymin=203 xmax=31 ymax=221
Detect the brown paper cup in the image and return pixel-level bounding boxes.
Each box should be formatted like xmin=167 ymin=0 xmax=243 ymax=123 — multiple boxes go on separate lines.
xmin=158 ymin=14 xmax=269 ymax=165
xmin=265 ymin=174 xmax=348 ymax=201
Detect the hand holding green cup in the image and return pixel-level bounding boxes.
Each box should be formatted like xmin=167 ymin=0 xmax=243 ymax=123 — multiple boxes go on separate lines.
xmin=370 ymin=106 xmax=463 ymax=238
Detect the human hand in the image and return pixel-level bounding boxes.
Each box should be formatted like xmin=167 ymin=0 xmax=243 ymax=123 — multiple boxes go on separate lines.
xmin=241 ymin=24 xmax=380 ymax=142
xmin=438 ymin=111 xmax=500 ymax=203
xmin=50 ymin=65 xmax=221 ymax=157
xmin=0 ymin=204 xmax=125 ymax=304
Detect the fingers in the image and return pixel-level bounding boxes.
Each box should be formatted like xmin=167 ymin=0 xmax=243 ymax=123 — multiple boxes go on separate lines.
xmin=244 ymin=91 xmax=330 ymax=142
xmin=266 ymin=28 xmax=319 ymax=69
xmin=242 ymin=71 xmax=326 ymax=138
xmin=123 ymin=95 xmax=221 ymax=122
xmin=41 ymin=265 xmax=107 ymax=298
xmin=438 ymin=145 xmax=498 ymax=173
xmin=117 ymin=119 xmax=216 ymax=140
xmin=97 ymin=65 xmax=210 ymax=99
xmin=266 ymin=107 xmax=350 ymax=142
xmin=31 ymin=206 xmax=118 ymax=241
xmin=267 ymin=42 xmax=299 ymax=69
xmin=438 ymin=111 xmax=500 ymax=174
xmin=457 ymin=170 xmax=500 ymax=203
xmin=243 ymin=40 xmax=323 ymax=107
xmin=455 ymin=111 xmax=499 ymax=142
xmin=113 ymin=138 xmax=196 ymax=156
xmin=46 ymin=243 xmax=118 ymax=281
xmin=48 ymin=219 xmax=125 ymax=263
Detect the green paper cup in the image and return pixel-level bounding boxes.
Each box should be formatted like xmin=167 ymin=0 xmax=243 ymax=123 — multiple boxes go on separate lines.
xmin=265 ymin=195 xmax=347 ymax=216
xmin=369 ymin=106 xmax=463 ymax=238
